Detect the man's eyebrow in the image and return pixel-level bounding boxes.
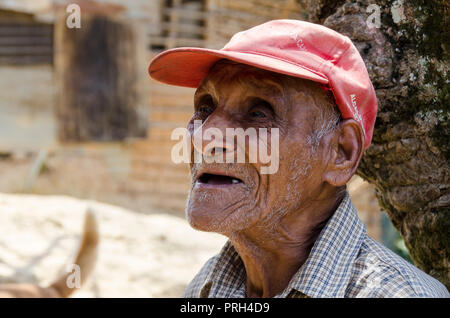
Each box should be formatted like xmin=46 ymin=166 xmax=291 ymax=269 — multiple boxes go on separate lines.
xmin=194 ymin=81 xmax=216 ymax=102
xmin=248 ymin=76 xmax=285 ymax=97
xmin=194 ymin=72 xmax=286 ymax=104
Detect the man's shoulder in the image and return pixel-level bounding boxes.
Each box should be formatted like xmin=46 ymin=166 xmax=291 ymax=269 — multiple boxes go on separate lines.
xmin=183 ymin=254 xmax=219 ymax=298
xmin=350 ymin=235 xmax=449 ymax=298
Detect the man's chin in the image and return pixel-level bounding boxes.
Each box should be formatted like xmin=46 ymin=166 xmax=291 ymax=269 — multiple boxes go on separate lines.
xmin=186 ymin=205 xmax=232 ymax=233
xmin=185 ymin=202 xmax=257 ymax=234
xmin=185 ymin=178 xmax=262 ymax=232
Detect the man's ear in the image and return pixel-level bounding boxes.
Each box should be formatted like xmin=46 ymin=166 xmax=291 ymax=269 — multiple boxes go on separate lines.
xmin=322 ymin=119 xmax=364 ymax=186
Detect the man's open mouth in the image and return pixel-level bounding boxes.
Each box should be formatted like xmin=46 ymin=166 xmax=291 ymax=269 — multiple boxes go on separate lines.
xmin=196 ymin=173 xmax=243 ymax=186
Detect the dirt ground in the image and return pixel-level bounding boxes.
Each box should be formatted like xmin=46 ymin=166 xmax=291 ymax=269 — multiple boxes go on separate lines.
xmin=0 ymin=193 xmax=226 ymax=297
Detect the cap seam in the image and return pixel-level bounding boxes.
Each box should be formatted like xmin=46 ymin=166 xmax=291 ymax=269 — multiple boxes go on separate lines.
xmin=316 ymin=36 xmax=346 ymax=75
xmin=332 ymin=37 xmax=353 ymax=66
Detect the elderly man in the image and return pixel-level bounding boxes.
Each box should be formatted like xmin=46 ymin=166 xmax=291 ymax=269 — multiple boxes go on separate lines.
xmin=149 ymin=20 xmax=448 ymax=298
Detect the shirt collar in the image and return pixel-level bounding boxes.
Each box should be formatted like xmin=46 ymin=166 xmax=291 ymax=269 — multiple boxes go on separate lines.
xmin=202 ymin=191 xmax=366 ymax=298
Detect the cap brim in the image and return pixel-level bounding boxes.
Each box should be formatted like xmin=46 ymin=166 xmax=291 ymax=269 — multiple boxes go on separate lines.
xmin=148 ymin=47 xmax=328 ymax=88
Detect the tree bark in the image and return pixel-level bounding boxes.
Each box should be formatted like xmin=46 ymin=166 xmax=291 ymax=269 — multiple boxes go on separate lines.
xmin=297 ymin=0 xmax=449 ymax=288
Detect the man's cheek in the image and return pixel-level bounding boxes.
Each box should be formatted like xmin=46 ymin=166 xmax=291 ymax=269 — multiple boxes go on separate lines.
xmin=262 ymin=164 xmax=300 ymax=213
xmin=258 ymin=128 xmax=280 ymax=175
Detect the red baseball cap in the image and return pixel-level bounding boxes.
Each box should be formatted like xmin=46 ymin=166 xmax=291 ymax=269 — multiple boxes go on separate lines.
xmin=148 ymin=19 xmax=377 ymax=149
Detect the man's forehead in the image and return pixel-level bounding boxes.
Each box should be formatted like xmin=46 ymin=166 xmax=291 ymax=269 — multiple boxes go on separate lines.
xmin=195 ymin=60 xmax=320 ymax=99
xmin=196 ymin=61 xmax=287 ymax=96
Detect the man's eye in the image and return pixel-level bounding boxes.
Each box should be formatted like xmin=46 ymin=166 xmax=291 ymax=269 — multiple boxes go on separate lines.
xmin=248 ymin=98 xmax=274 ymax=120
xmin=250 ymin=110 xmax=267 ymax=118
xmin=198 ymin=105 xmax=213 ymax=115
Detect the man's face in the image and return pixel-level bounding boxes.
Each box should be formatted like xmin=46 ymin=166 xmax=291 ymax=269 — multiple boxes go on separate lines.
xmin=185 ymin=61 xmax=334 ymax=235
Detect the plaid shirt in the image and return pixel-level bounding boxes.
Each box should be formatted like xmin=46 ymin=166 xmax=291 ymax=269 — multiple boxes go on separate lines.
xmin=183 ymin=192 xmax=449 ymax=298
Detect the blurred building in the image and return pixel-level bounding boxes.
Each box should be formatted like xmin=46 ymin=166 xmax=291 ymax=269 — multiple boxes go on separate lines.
xmin=0 ymin=0 xmax=383 ymax=240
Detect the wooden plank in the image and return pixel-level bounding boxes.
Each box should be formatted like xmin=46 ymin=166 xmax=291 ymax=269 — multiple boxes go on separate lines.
xmin=150 ymin=111 xmax=192 ymax=123
xmin=149 ymin=35 xmax=207 ymax=48
xmin=0 ymin=45 xmax=53 ymax=55
xmin=130 ymin=178 xmax=188 ymax=188
xmin=133 ymin=151 xmax=184 ymax=163
xmin=130 ymin=167 xmax=190 ymax=179
xmin=129 ymin=170 xmax=189 ymax=183
xmin=130 ymin=183 xmax=190 ymax=197
xmin=150 ymin=21 xmax=205 ymax=36
xmin=162 ymin=7 xmax=207 ymax=21
xmin=149 ymin=101 xmax=193 ymax=109
xmin=218 ymin=1 xmax=282 ymax=18
xmin=135 ymin=148 xmax=178 ymax=157
xmin=149 ymin=94 xmax=193 ymax=107
xmin=134 ymin=144 xmax=181 ymax=156
xmin=137 ymin=168 xmax=189 ymax=179
xmin=130 ymin=166 xmax=189 ymax=179
xmin=133 ymin=161 xmax=188 ymax=172
xmin=166 ymin=0 xmax=182 ymax=49
xmin=131 ymin=150 xmax=189 ymax=162
xmin=148 ymin=82 xmax=195 ymax=94
xmin=228 ymin=0 xmax=298 ymax=11
xmin=147 ymin=121 xmax=187 ymax=129
xmin=145 ymin=133 xmax=184 ymax=143
xmin=132 ymin=144 xmax=187 ymax=156
xmin=132 ymin=144 xmax=181 ymax=156
xmin=129 ymin=182 xmax=190 ymax=194
xmin=146 ymin=125 xmax=181 ymax=134
xmin=0 ymin=55 xmax=52 ymax=64
xmin=131 ymin=159 xmax=190 ymax=172
xmin=0 ymin=25 xmax=53 ymax=36
xmin=149 ymin=93 xmax=193 ymax=103
xmin=150 ymin=105 xmax=193 ymax=113
xmin=0 ymin=36 xmax=53 ymax=46
xmin=133 ymin=146 xmax=179 ymax=158
xmin=132 ymin=158 xmax=188 ymax=169
xmin=208 ymin=7 xmax=266 ymax=22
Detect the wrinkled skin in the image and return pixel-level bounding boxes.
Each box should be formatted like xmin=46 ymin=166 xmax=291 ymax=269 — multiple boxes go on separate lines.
xmin=185 ymin=60 xmax=364 ymax=297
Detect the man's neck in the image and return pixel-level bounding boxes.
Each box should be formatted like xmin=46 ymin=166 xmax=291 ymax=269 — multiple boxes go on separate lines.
xmin=227 ymin=191 xmax=344 ymax=298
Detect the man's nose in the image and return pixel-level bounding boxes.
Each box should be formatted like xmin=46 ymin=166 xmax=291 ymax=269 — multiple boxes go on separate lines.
xmin=191 ymin=115 xmax=235 ymax=159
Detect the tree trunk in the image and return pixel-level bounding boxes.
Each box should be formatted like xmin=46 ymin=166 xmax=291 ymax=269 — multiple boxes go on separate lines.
xmin=297 ymin=0 xmax=449 ymax=288
xmin=54 ymin=13 xmax=145 ymax=141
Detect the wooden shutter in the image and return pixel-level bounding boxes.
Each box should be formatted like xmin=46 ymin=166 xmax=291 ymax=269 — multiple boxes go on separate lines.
xmin=0 ymin=9 xmax=53 ymax=65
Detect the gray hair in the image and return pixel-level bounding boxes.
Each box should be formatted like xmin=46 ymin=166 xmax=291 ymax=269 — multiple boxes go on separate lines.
xmin=306 ymin=90 xmax=342 ymax=151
